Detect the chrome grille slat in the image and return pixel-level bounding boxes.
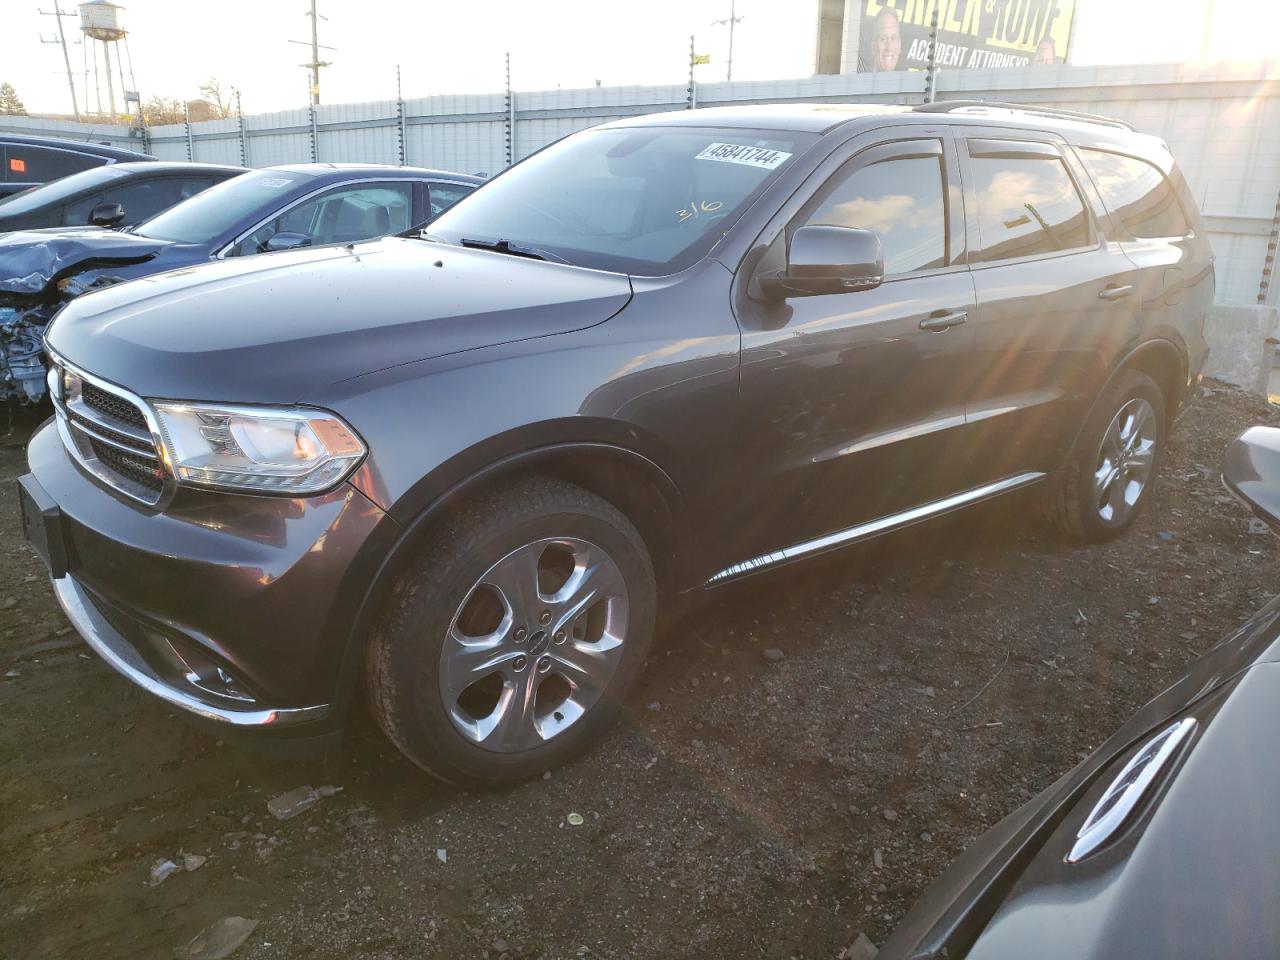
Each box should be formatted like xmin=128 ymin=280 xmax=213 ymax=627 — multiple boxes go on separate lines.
xmin=67 ymin=409 xmax=156 ymax=456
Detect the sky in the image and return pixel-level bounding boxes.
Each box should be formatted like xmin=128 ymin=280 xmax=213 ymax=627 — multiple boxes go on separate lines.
xmin=3 ymin=0 xmax=1278 ymax=118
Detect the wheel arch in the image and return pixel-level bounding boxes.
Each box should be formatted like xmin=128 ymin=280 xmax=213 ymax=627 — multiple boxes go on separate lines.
xmin=328 ymin=440 xmax=695 ymax=718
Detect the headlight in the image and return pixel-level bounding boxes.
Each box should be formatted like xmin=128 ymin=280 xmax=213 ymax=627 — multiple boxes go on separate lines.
xmin=151 ymin=401 xmax=366 ymax=494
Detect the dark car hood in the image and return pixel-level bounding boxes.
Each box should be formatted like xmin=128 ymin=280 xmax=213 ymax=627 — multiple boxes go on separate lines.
xmin=881 ymin=595 xmax=1280 ymax=960
xmin=45 ymin=237 xmax=633 ymax=404
xmin=0 ymin=228 xmax=172 ymax=296
xmin=965 ymin=661 xmax=1280 ymax=960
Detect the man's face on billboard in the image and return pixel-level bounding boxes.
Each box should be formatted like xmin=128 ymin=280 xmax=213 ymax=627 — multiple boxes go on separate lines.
xmin=875 ymin=10 xmax=902 ymax=70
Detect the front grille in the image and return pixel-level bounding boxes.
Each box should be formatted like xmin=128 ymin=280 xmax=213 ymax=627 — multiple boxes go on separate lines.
xmin=67 ymin=409 xmax=155 ymax=455
xmin=51 ymin=357 xmax=168 ymax=506
xmin=88 ymin=438 xmax=165 ymax=496
xmin=82 ymin=380 xmax=149 ymax=431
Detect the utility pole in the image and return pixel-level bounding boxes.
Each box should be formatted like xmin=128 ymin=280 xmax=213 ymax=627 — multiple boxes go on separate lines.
xmin=923 ymin=9 xmax=939 ymax=103
xmin=39 ymin=0 xmax=80 ymax=120
xmin=711 ymin=0 xmax=743 ymax=83
xmin=687 ymin=35 xmax=697 ymax=109
xmin=288 ymin=0 xmax=335 ymax=106
xmin=504 ymin=52 xmax=515 ymax=167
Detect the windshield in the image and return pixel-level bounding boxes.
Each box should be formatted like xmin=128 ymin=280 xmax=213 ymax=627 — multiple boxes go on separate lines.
xmin=134 ymin=168 xmax=310 ymax=244
xmin=0 ymin=165 xmax=128 ymax=214
xmin=428 ymin=125 xmax=816 ymax=275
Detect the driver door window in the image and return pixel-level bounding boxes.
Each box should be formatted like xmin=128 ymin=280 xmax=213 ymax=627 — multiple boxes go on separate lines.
xmin=229 ymin=182 xmax=413 ymax=256
xmin=795 ymin=148 xmax=948 ymax=276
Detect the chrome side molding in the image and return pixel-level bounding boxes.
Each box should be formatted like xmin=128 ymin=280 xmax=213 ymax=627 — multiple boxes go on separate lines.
xmin=1067 ymin=717 xmax=1198 ymax=863
xmin=706 ymin=471 xmax=1046 ymax=584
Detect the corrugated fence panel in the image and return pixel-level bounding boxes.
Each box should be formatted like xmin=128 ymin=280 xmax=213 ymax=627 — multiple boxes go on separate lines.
xmin=4 ymin=60 xmax=1278 ymax=303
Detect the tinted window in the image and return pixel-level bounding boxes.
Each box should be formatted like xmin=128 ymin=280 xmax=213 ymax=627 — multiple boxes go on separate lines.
xmin=229 ymin=182 xmax=413 ymax=256
xmin=4 ymin=144 xmax=105 ymax=183
xmin=801 ymin=150 xmax=947 ymax=275
xmin=1079 ymin=148 xmax=1190 ymax=239
xmin=971 ymin=151 xmax=1090 ymax=262
xmin=0 ymin=165 xmax=128 ymax=214
xmin=428 ymin=126 xmax=817 ymax=275
xmin=134 ymin=169 xmax=312 ymax=244
xmin=64 ymin=176 xmax=213 ymax=226
xmin=427 ymin=181 xmax=473 ymax=219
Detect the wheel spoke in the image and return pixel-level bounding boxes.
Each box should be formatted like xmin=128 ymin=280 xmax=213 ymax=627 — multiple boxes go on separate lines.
xmin=482 ymin=545 xmax=544 ymax=621
xmin=483 ymin=672 xmax=540 ymax=750
xmin=441 ymin=627 xmax=518 ymax=696
xmin=550 ymin=640 xmax=622 ymax=700
xmin=551 ymin=546 xmax=624 ymax=634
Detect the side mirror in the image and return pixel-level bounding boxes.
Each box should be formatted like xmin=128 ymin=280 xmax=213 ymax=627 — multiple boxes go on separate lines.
xmin=759 ymin=225 xmax=884 ymax=299
xmin=264 ymin=231 xmax=313 ymax=253
xmin=1224 ymin=426 xmax=1280 ymax=532
xmin=89 ymin=201 xmax=126 ymax=228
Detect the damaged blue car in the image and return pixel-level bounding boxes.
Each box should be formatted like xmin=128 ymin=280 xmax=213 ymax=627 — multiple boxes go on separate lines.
xmin=0 ymin=162 xmax=481 ymax=404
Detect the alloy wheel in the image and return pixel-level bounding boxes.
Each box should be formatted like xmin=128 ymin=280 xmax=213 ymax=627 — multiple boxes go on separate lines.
xmin=439 ymin=537 xmax=629 ymax=753
xmin=1093 ymin=397 xmax=1158 ymax=525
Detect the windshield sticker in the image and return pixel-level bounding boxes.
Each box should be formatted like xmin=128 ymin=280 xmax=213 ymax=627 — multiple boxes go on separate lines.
xmin=695 ymin=143 xmax=792 ymax=169
xmin=251 ymin=177 xmax=294 ymax=188
xmin=676 ymin=199 xmax=724 ymax=223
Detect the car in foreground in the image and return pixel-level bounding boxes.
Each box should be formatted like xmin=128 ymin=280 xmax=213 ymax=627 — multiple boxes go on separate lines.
xmin=0 ymin=160 xmax=243 ymax=234
xmin=878 ymin=425 xmax=1280 ymax=959
xmin=0 ymin=163 xmax=481 ymax=403
xmin=17 ymin=102 xmax=1212 ymax=785
xmin=0 ymin=133 xmax=155 ymax=199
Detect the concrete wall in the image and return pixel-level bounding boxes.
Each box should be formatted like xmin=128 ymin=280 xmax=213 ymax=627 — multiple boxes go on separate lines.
xmin=3 ymin=59 xmax=1278 ymax=310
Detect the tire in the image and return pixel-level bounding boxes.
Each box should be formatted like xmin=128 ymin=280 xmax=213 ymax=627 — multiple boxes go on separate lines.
xmin=1044 ymin=369 xmax=1166 ymax=543
xmin=366 ymin=477 xmax=656 ymax=786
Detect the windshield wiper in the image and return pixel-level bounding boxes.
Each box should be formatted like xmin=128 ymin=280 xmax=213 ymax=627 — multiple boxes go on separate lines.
xmin=459 ymin=237 xmax=569 ymax=264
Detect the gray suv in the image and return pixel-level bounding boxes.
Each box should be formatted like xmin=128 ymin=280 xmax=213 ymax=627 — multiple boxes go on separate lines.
xmin=18 ymin=102 xmax=1213 ymax=785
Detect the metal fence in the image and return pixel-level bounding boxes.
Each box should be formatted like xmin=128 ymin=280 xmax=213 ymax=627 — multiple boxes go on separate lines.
xmin=4 ymin=59 xmax=1279 ymax=306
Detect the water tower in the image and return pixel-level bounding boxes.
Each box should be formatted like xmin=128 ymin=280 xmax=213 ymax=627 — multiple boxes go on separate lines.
xmin=79 ymin=1 xmax=131 ymax=121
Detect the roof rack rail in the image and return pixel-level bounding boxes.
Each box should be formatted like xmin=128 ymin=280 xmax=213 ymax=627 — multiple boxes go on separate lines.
xmin=912 ymin=100 xmax=1134 ymax=132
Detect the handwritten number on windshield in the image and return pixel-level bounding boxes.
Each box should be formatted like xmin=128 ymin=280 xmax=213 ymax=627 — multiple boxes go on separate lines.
xmin=676 ymin=200 xmax=724 ymax=223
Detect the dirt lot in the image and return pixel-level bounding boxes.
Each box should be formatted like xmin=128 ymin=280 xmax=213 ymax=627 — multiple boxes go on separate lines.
xmin=2 ymin=383 xmax=1278 ymax=960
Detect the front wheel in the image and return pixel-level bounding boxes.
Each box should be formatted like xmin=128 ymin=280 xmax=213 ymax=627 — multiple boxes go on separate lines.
xmin=1045 ymin=369 xmax=1166 ymax=542
xmin=366 ymin=478 xmax=656 ymax=786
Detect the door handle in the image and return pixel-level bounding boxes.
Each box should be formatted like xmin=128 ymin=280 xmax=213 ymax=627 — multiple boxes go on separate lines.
xmin=919 ymin=310 xmax=968 ymax=332
xmin=1098 ymin=284 xmax=1135 ymax=301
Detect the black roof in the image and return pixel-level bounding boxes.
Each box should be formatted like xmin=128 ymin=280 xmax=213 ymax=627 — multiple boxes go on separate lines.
xmin=0 ymin=132 xmax=156 ymax=162
xmin=602 ymin=101 xmax=1165 ymax=153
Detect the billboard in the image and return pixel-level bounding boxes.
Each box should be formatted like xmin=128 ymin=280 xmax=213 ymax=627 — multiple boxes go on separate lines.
xmin=856 ymin=0 xmax=1076 ymax=73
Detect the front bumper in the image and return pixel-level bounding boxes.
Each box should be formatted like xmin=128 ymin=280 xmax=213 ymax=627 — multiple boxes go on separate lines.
xmin=52 ymin=572 xmax=328 ymax=727
xmin=22 ymin=418 xmax=397 ymax=729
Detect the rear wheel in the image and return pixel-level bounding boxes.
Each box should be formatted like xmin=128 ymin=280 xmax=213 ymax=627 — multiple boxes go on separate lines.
xmin=1045 ymin=369 xmax=1166 ymax=542
xmin=366 ymin=478 xmax=655 ymax=786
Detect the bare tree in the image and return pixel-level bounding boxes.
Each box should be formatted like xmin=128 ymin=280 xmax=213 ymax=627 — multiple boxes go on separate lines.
xmin=143 ymin=95 xmax=187 ymax=126
xmin=197 ymin=77 xmax=234 ymax=119
xmin=0 ymin=82 xmax=27 ymax=116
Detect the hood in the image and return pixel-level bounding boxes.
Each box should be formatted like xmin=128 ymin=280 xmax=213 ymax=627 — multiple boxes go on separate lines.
xmin=0 ymin=228 xmax=172 ymax=296
xmin=45 ymin=237 xmax=633 ymax=404
xmin=965 ymin=661 xmax=1280 ymax=960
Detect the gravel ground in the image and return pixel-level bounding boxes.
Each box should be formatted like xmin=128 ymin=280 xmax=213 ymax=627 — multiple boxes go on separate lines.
xmin=2 ymin=382 xmax=1278 ymax=960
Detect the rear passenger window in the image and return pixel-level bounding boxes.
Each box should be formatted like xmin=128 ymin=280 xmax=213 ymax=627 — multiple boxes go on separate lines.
xmin=970 ymin=149 xmax=1091 ymax=263
xmin=1079 ymin=148 xmax=1190 ymax=240
xmin=801 ymin=150 xmax=947 ymax=276
xmin=5 ymin=145 xmax=104 ymax=183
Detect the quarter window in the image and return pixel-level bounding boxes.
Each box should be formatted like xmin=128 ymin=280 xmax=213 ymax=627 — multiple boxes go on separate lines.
xmin=970 ymin=150 xmax=1091 ymax=263
xmin=800 ymin=149 xmax=947 ymax=276
xmin=1079 ymin=148 xmax=1190 ymax=240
